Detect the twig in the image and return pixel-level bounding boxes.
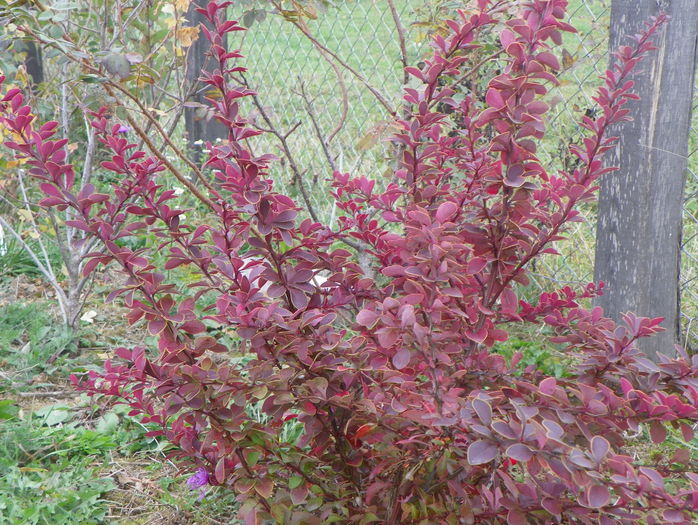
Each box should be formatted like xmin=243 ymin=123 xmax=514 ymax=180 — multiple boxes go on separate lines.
xmin=428 ymin=49 xmax=505 ymax=110
xmin=101 ymin=83 xmax=217 ymax=196
xmin=387 ymin=0 xmax=409 ymax=86
xmin=107 ymin=0 xmax=148 ymax=49
xmin=16 ymin=390 xmax=75 ymax=398
xmin=298 ymin=80 xmax=337 ymax=172
xmin=122 ymin=111 xmax=218 ymax=212
xmin=237 ymin=74 xmax=321 ymax=223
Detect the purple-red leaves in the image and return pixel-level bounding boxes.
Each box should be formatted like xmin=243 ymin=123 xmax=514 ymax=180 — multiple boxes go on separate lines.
xmin=590 ymin=436 xmax=610 ymax=463
xmin=472 ymin=398 xmax=493 ymax=426
xmin=356 ymin=308 xmax=379 ymax=328
xmin=506 ymin=443 xmax=533 ymax=463
xmin=468 ymin=440 xmax=498 ymax=465
xmin=392 ymin=348 xmax=411 ymax=370
xmin=585 ymin=485 xmax=611 ymax=509
xmin=2 ymin=2 xmax=691 ymax=524
xmin=435 ymin=201 xmax=458 ymax=223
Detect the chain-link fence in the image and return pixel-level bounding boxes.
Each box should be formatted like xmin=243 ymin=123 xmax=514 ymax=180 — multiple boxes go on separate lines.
xmin=228 ymin=0 xmax=697 ymax=348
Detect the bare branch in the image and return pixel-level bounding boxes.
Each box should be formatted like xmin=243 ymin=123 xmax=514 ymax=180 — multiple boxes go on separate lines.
xmin=0 ymin=216 xmax=69 ymax=324
xmin=386 ymin=0 xmax=409 ymax=86
xmin=16 ymin=171 xmax=57 ymax=283
xmin=237 ymin=74 xmax=321 ymax=223
xmin=298 ymin=81 xmax=337 ymax=172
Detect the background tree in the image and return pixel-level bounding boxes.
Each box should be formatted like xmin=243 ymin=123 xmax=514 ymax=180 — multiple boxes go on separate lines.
xmin=594 ymin=0 xmax=698 ymax=361
xmin=184 ymin=1 xmax=228 ymax=164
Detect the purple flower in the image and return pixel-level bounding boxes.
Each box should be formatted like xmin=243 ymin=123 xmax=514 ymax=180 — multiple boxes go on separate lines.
xmin=116 ymin=124 xmax=130 ymax=134
xmin=186 ymin=468 xmax=209 ymax=500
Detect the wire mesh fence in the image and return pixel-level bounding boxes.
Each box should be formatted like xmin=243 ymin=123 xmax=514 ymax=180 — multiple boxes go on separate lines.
xmin=229 ymin=0 xmax=697 ymax=349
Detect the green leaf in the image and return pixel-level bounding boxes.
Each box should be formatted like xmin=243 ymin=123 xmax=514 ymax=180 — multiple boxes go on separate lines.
xmin=99 ymin=54 xmax=131 ymax=80
xmin=34 ymin=404 xmax=72 ymax=426
xmin=0 ymin=400 xmax=19 ymax=420
xmin=288 ymin=475 xmax=303 ymax=489
xmin=245 ymin=449 xmax=260 ymax=467
xmin=79 ymin=74 xmax=105 ymax=84
xmin=95 ymin=412 xmax=119 ymax=434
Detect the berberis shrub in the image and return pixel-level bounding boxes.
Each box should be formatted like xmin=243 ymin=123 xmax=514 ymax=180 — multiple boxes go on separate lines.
xmin=2 ymin=1 xmax=697 ymax=523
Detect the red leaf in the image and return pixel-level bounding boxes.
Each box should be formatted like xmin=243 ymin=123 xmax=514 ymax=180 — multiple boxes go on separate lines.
xmin=354 ymin=423 xmax=376 ymax=440
xmin=680 ymin=423 xmax=694 ymax=442
xmin=234 ymin=478 xmax=254 ymax=494
xmin=472 ymin=398 xmax=492 ymax=426
xmin=435 ymin=201 xmax=457 ymax=223
xmin=590 ymin=436 xmax=610 ymax=463
xmin=541 ymin=498 xmax=562 ymax=515
xmin=539 ymin=377 xmax=556 ymax=395
xmin=507 ymin=510 xmax=527 ymax=525
xmin=649 ymin=421 xmax=667 ymax=444
xmin=215 ymin=458 xmax=225 ymax=484
xmin=148 ymin=318 xmax=166 ymax=335
xmin=254 ymin=477 xmax=273 ymax=499
xmin=356 ymin=309 xmax=379 ymax=328
xmin=290 ymin=484 xmax=308 ymax=505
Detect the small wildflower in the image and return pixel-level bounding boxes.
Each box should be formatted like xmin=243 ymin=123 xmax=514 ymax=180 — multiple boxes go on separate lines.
xmin=173 ymin=187 xmax=184 ymax=196
xmin=116 ymin=124 xmax=130 ymax=134
xmin=186 ymin=468 xmax=209 ymax=500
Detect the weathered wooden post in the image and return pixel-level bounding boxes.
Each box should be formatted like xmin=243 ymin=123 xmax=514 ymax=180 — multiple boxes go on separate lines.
xmin=185 ymin=3 xmax=228 ymax=164
xmin=594 ymin=0 xmax=697 ymax=361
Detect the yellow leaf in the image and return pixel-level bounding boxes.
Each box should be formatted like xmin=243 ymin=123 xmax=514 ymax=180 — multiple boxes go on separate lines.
xmin=17 ymin=209 xmax=33 ymax=222
xmin=173 ymin=0 xmax=191 ymax=12
xmin=14 ymin=65 xmax=29 ymax=87
xmin=561 ymin=49 xmax=576 ymax=70
xmin=280 ymin=10 xmax=300 ymax=22
xmin=302 ymin=1 xmax=318 ymax=19
xmin=357 ymin=130 xmax=379 ymax=152
xmin=6 ymin=158 xmax=27 ymax=168
xmin=147 ymin=107 xmax=167 ymax=118
xmin=176 ymin=25 xmax=200 ymax=48
xmin=356 ymin=120 xmax=399 ymax=151
xmin=80 ymin=310 xmax=98 ymax=324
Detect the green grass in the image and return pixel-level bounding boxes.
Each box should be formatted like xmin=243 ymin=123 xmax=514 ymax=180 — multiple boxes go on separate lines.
xmin=0 ymin=392 xmax=242 ymax=524
xmin=0 ymin=303 xmax=76 ymax=389
xmin=0 ymin=299 xmax=241 ymax=524
xmin=0 ymin=403 xmax=117 ymax=525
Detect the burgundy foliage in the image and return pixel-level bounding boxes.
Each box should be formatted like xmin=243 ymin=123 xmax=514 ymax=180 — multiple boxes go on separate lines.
xmin=1 ymin=1 xmax=697 ymax=523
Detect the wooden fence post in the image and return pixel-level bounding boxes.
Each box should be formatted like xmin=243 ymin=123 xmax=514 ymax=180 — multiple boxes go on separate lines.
xmin=185 ymin=4 xmax=228 ymax=164
xmin=594 ymin=0 xmax=697 ymax=361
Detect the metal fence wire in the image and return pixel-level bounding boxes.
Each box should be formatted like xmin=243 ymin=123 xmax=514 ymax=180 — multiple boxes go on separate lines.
xmin=228 ymin=0 xmax=697 ymax=349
